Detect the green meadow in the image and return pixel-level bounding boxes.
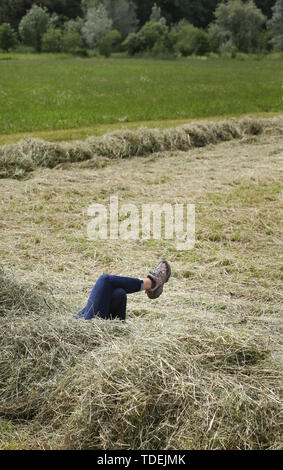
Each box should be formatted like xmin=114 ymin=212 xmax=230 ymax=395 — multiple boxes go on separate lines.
xmin=0 ymin=54 xmax=282 ymax=139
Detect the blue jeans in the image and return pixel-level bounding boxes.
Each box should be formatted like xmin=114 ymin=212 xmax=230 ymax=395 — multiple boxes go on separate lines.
xmin=75 ymin=274 xmax=143 ymax=321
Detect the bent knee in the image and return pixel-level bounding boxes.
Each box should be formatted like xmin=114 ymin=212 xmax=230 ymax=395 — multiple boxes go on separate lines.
xmin=98 ymin=274 xmax=110 ymax=282
xmin=112 ymin=287 xmax=126 ymax=300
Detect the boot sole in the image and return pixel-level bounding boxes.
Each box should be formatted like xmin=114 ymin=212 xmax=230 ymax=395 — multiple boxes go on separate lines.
xmin=162 ymin=260 xmax=171 ymax=283
xmin=146 ymin=284 xmax=163 ymax=299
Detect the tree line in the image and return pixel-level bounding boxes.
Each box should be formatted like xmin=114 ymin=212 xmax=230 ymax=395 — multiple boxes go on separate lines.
xmin=0 ymin=1 xmax=277 ymax=30
xmin=0 ymin=0 xmax=282 ymax=55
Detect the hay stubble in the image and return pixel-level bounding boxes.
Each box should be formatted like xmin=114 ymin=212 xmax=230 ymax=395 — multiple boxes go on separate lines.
xmin=0 ymin=117 xmax=282 ymax=449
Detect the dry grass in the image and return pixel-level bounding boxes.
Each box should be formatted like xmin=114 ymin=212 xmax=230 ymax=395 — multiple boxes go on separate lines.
xmin=1 ymin=116 xmax=282 ymax=179
xmin=0 ymin=273 xmax=281 ymax=450
xmin=0 ymin=117 xmax=282 ymax=450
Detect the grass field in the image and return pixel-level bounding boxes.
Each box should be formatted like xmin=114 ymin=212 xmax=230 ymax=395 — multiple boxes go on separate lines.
xmin=0 ymin=115 xmax=282 ymax=449
xmin=0 ymin=54 xmax=283 ymax=140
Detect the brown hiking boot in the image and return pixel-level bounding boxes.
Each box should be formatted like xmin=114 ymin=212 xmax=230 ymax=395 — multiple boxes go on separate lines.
xmin=146 ymin=260 xmax=171 ymax=299
xmin=146 ymin=284 xmax=163 ymax=299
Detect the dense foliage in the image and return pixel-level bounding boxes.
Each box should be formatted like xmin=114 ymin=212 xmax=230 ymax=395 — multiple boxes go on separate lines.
xmin=268 ymin=0 xmax=283 ymax=50
xmin=19 ymin=4 xmax=50 ymax=52
xmin=0 ymin=0 xmax=280 ymax=54
xmin=0 ymin=1 xmax=82 ymax=30
xmin=208 ymin=0 xmax=266 ymax=53
xmin=0 ymin=0 xmax=277 ymax=31
xmin=0 ymin=22 xmax=17 ymax=50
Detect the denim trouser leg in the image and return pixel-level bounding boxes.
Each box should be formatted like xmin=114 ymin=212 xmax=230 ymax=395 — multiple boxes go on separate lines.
xmin=76 ymin=274 xmax=143 ymax=321
xmin=109 ymin=288 xmax=127 ymax=321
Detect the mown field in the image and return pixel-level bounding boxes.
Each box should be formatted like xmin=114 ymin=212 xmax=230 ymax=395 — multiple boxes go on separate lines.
xmin=0 ymin=53 xmax=282 ymax=450
xmin=0 ymin=54 xmax=283 ymax=142
xmin=0 ymin=114 xmax=282 ymax=449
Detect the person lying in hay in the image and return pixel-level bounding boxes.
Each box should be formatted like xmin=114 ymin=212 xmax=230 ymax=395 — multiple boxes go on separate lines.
xmin=74 ymin=260 xmax=171 ymax=321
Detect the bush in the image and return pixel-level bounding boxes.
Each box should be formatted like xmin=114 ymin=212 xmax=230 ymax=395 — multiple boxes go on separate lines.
xmin=123 ymin=22 xmax=172 ymax=56
xmin=231 ymin=45 xmax=238 ymax=58
xmin=64 ymin=18 xmax=84 ymax=35
xmin=98 ymin=36 xmax=111 ymax=57
xmin=42 ymin=27 xmax=62 ymax=53
xmin=219 ymin=39 xmax=234 ymax=55
xmin=61 ymin=30 xmax=84 ymax=54
xmin=208 ymin=23 xmax=225 ymax=53
xmin=106 ymin=29 xmax=122 ymax=52
xmin=175 ymin=24 xmax=210 ymax=56
xmin=122 ymin=32 xmax=143 ymax=56
xmin=0 ymin=23 xmax=17 ymax=52
xmin=151 ymin=38 xmax=174 ymax=58
xmin=138 ymin=22 xmax=169 ymax=51
xmin=98 ymin=29 xmax=122 ymax=57
xmin=41 ymin=27 xmax=85 ymax=55
xmin=151 ymin=30 xmax=177 ymax=58
xmin=258 ymin=30 xmax=273 ymax=52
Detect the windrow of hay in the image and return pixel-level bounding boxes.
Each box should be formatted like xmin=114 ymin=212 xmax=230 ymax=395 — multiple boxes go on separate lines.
xmin=0 ymin=267 xmax=62 ymax=318
xmin=0 ymin=270 xmax=53 ymax=317
xmin=0 ymin=289 xmax=281 ymax=449
xmin=0 ymin=314 xmax=120 ymax=418
xmin=1 ymin=116 xmax=282 ymax=179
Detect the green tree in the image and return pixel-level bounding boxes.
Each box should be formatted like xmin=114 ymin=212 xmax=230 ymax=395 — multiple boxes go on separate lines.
xmin=175 ymin=24 xmax=210 ymax=56
xmin=98 ymin=29 xmax=121 ymax=56
xmin=103 ymin=0 xmax=137 ymax=37
xmin=41 ymin=26 xmax=62 ymax=52
xmin=64 ymin=17 xmax=84 ymax=35
xmin=149 ymin=3 xmax=166 ymax=25
xmin=208 ymin=22 xmax=225 ymax=52
xmin=268 ymin=0 xmax=283 ymax=50
xmin=82 ymin=3 xmax=112 ymax=48
xmin=132 ymin=0 xmax=220 ymax=29
xmin=122 ymin=31 xmax=142 ymax=55
xmin=254 ymin=1 xmax=277 ymax=19
xmin=132 ymin=1 xmax=276 ymax=28
xmin=123 ymin=21 xmax=172 ymax=55
xmin=131 ymin=0 xmax=156 ymax=26
xmin=208 ymin=0 xmax=266 ymax=53
xmin=61 ymin=29 xmax=84 ymax=53
xmin=0 ymin=1 xmax=275 ymax=35
xmin=151 ymin=29 xmax=177 ymax=57
xmin=0 ymin=1 xmax=83 ymax=32
xmin=40 ymin=1 xmax=82 ymax=18
xmin=138 ymin=21 xmax=168 ymax=51
xmin=0 ymin=1 xmax=35 ymax=31
xmin=82 ymin=0 xmax=137 ymax=37
xmin=0 ymin=22 xmax=17 ymax=51
xmin=19 ymin=5 xmax=50 ymax=52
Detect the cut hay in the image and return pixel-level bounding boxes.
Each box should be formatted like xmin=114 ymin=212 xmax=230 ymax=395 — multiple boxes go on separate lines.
xmin=1 ymin=116 xmax=282 ymax=179
xmin=0 ymin=118 xmax=282 ymax=450
xmin=47 ymin=321 xmax=279 ymax=451
xmin=0 ymin=270 xmax=51 ymax=317
xmin=0 ymin=288 xmax=281 ymax=449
